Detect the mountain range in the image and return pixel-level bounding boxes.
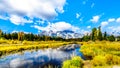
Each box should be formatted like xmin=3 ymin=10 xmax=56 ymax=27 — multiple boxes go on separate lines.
xmin=39 ymin=30 xmax=83 ymax=39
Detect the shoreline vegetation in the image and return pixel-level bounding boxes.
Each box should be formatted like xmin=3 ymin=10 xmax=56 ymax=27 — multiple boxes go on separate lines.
xmin=1 ymin=40 xmax=120 ymax=68
xmin=81 ymin=41 xmax=120 ymax=68
xmin=62 ymin=41 xmax=120 ymax=68
xmin=0 ymin=40 xmax=75 ymax=57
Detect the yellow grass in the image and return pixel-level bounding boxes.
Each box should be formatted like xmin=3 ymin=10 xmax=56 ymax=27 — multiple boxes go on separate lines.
xmin=80 ymin=41 xmax=120 ymax=68
xmin=0 ymin=40 xmax=72 ymax=56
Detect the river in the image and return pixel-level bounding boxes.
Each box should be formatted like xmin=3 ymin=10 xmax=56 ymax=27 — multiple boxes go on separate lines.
xmin=0 ymin=44 xmax=85 ymax=68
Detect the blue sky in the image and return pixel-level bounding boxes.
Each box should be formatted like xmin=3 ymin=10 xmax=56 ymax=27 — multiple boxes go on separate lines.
xmin=0 ymin=0 xmax=120 ymax=34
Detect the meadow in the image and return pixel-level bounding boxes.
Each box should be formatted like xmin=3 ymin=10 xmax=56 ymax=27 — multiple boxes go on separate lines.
xmin=0 ymin=39 xmax=72 ymax=57
xmin=62 ymin=41 xmax=120 ymax=68
xmin=1 ymin=39 xmax=120 ymax=68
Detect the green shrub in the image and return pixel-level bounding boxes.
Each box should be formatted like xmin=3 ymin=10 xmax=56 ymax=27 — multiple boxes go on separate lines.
xmin=71 ymin=56 xmax=83 ymax=67
xmin=62 ymin=60 xmax=71 ymax=68
xmin=62 ymin=56 xmax=83 ymax=68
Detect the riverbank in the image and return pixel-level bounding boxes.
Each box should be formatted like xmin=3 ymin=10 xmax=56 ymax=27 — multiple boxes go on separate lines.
xmin=62 ymin=41 xmax=120 ymax=68
xmin=0 ymin=40 xmax=75 ymax=57
xmin=80 ymin=41 xmax=120 ymax=68
xmin=0 ymin=44 xmax=83 ymax=68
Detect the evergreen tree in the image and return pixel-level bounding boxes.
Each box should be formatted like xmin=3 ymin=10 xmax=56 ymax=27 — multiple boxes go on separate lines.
xmin=91 ymin=28 xmax=97 ymax=41
xmin=3 ymin=32 xmax=7 ymax=39
xmin=29 ymin=33 xmax=34 ymax=41
xmin=103 ymin=31 xmax=107 ymax=40
xmin=82 ymin=34 xmax=90 ymax=42
xmin=107 ymin=35 xmax=115 ymax=42
xmin=97 ymin=26 xmax=103 ymax=41
xmin=0 ymin=29 xmax=2 ymax=38
xmin=7 ymin=33 xmax=12 ymax=39
xmin=11 ymin=32 xmax=18 ymax=40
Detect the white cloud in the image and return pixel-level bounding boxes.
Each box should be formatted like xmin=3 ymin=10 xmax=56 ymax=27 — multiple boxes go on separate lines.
xmin=116 ymin=18 xmax=120 ymax=23
xmin=108 ymin=26 xmax=120 ymax=36
xmin=90 ymin=15 xmax=100 ymax=23
xmin=108 ymin=18 xmax=115 ymax=22
xmin=87 ymin=26 xmax=91 ymax=29
xmin=31 ymin=21 xmax=80 ymax=32
xmin=101 ymin=21 xmax=108 ymax=27
xmin=0 ymin=15 xmax=9 ymax=20
xmin=0 ymin=0 xmax=66 ymax=25
xmin=9 ymin=15 xmax=32 ymax=25
xmin=76 ymin=13 xmax=81 ymax=19
xmin=81 ymin=29 xmax=90 ymax=35
xmin=109 ymin=26 xmax=120 ymax=32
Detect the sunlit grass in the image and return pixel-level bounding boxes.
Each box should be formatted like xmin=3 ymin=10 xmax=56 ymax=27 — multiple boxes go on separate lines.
xmin=80 ymin=41 xmax=120 ymax=67
xmin=0 ymin=39 xmax=72 ymax=57
xmin=62 ymin=56 xmax=83 ymax=68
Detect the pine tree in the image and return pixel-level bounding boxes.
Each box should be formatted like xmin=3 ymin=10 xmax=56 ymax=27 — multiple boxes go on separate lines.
xmin=108 ymin=35 xmax=115 ymax=42
xmin=103 ymin=31 xmax=107 ymax=40
xmin=91 ymin=28 xmax=97 ymax=41
xmin=97 ymin=26 xmax=103 ymax=41
xmin=83 ymin=34 xmax=90 ymax=42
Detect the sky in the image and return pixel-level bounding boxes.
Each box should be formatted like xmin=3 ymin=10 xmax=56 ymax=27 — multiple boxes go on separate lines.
xmin=0 ymin=0 xmax=120 ymax=34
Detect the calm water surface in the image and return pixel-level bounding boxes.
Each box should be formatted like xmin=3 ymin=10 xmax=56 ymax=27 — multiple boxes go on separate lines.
xmin=0 ymin=44 xmax=85 ymax=68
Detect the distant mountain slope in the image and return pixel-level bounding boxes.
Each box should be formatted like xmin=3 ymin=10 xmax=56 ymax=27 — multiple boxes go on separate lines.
xmin=39 ymin=30 xmax=83 ymax=39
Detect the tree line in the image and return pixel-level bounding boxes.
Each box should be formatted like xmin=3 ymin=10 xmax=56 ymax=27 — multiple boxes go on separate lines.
xmin=0 ymin=30 xmax=65 ymax=41
xmin=82 ymin=26 xmax=120 ymax=42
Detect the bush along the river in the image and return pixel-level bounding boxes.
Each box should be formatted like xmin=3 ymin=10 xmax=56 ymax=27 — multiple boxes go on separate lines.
xmin=62 ymin=56 xmax=83 ymax=68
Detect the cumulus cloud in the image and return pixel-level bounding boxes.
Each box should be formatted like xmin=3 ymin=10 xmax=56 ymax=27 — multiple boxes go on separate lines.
xmin=101 ymin=21 xmax=108 ymax=27
xmin=90 ymin=15 xmax=100 ymax=23
xmin=108 ymin=26 xmax=120 ymax=32
xmin=0 ymin=0 xmax=66 ymax=25
xmin=108 ymin=26 xmax=120 ymax=36
xmin=81 ymin=29 xmax=90 ymax=35
xmin=108 ymin=18 xmax=115 ymax=22
xmin=107 ymin=18 xmax=120 ymax=23
xmin=10 ymin=15 xmax=33 ymax=25
xmin=116 ymin=18 xmax=120 ymax=23
xmin=31 ymin=22 xmax=80 ymax=32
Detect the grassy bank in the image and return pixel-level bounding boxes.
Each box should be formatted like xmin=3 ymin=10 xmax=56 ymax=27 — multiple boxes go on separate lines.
xmin=62 ymin=41 xmax=120 ymax=68
xmin=80 ymin=41 xmax=120 ymax=68
xmin=0 ymin=40 xmax=72 ymax=57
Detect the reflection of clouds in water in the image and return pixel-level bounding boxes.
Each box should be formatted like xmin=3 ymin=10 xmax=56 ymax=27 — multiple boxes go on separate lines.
xmin=36 ymin=49 xmax=71 ymax=61
xmin=0 ymin=48 xmax=80 ymax=68
xmin=0 ymin=63 xmax=9 ymax=68
xmin=10 ymin=58 xmax=33 ymax=68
